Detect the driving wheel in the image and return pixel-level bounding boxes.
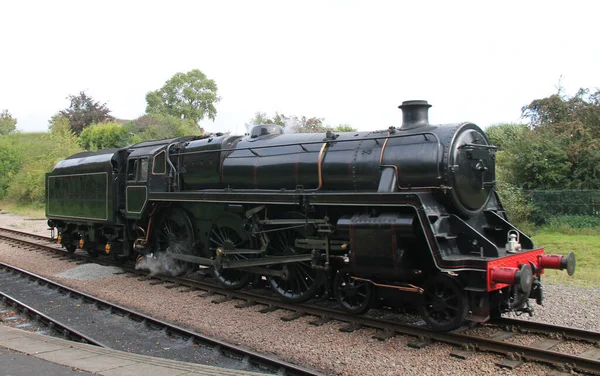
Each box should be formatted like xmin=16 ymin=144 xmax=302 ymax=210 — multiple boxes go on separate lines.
xmin=267 ymin=220 xmax=324 ymax=303
xmin=208 ymin=215 xmax=252 ymax=289
xmin=152 ymin=207 xmax=195 ymax=275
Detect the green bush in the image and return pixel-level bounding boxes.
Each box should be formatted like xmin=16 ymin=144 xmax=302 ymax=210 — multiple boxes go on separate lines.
xmin=6 ymin=162 xmax=48 ymax=204
xmin=79 ymin=121 xmax=130 ymax=151
xmin=495 ymin=182 xmax=535 ymax=228
xmin=128 ymin=114 xmax=202 ymax=143
xmin=0 ymin=135 xmax=25 ymax=198
xmin=5 ymin=117 xmax=83 ymax=205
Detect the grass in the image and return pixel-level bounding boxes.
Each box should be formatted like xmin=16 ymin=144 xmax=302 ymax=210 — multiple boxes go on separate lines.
xmin=532 ymin=231 xmax=600 ymax=287
xmin=0 ymin=201 xmax=45 ymax=219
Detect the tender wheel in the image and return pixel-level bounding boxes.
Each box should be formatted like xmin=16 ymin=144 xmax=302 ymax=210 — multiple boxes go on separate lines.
xmin=208 ymin=215 xmax=252 ymax=289
xmin=85 ymin=248 xmax=99 ymax=258
xmin=152 ymin=208 xmax=195 ymax=276
xmin=334 ymin=271 xmax=373 ymax=314
xmin=65 ymin=244 xmax=76 ymax=254
xmin=418 ymin=274 xmax=468 ymax=331
xmin=267 ymin=224 xmax=324 ymax=303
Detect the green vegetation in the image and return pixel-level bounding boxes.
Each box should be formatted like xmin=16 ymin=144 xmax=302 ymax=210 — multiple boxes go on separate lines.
xmin=532 ymin=231 xmax=600 ymax=286
xmin=0 ymin=109 xmax=18 ymax=135
xmin=0 ymin=201 xmax=45 ymax=218
xmin=60 ymin=91 xmax=114 ymax=134
xmin=245 ymin=111 xmax=358 ymax=133
xmin=79 ymin=121 xmax=130 ymax=150
xmin=146 ymin=69 xmax=221 ymax=123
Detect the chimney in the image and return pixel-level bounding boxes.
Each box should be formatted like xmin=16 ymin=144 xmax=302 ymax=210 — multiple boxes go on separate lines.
xmin=399 ymin=100 xmax=431 ymax=130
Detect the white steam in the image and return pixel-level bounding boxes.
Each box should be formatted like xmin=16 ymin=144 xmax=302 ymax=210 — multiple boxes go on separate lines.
xmin=135 ymin=252 xmax=187 ymax=277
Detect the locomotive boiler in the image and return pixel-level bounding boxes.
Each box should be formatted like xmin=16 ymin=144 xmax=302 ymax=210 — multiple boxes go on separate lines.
xmin=46 ymin=100 xmax=575 ymax=331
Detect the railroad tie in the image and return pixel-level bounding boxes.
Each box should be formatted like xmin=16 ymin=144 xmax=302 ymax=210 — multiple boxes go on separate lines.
xmin=178 ymin=287 xmax=198 ymax=293
xmin=530 ymin=338 xmax=562 ymax=350
xmin=258 ymin=305 xmax=280 ymax=314
xmin=211 ymin=295 xmax=233 ymax=304
xmin=450 ymin=350 xmax=474 ymax=360
xmin=339 ymin=322 xmax=362 ymax=333
xmin=578 ymin=348 xmax=600 ymax=360
xmin=148 ymin=279 xmax=167 ymax=285
xmin=372 ymin=330 xmax=396 ymax=341
xmin=198 ymin=291 xmax=216 ymax=298
xmin=488 ymin=330 xmax=516 ymax=341
xmin=407 ymin=339 xmax=430 ymax=349
xmin=309 ymin=316 xmax=332 ymax=326
xmin=280 ymin=311 xmax=306 ymax=322
xmin=234 ymin=300 xmax=258 ymax=309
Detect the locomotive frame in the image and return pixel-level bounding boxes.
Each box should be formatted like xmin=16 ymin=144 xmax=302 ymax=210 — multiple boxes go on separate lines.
xmin=46 ymin=100 xmax=575 ymax=331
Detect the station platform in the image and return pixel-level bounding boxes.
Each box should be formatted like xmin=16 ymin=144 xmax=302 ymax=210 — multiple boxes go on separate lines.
xmin=0 ymin=325 xmax=264 ymax=376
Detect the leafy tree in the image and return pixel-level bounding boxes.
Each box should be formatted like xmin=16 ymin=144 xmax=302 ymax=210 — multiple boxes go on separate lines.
xmin=333 ymin=124 xmax=357 ymax=132
xmin=246 ymin=112 xmax=355 ymax=133
xmin=146 ymin=69 xmax=220 ymax=123
xmin=127 ymin=114 xmax=203 ymax=143
xmin=245 ymin=112 xmax=286 ymax=128
xmin=485 ymin=123 xmax=527 ymax=150
xmin=495 ymin=181 xmax=535 ymax=228
xmin=47 ymin=116 xmax=83 ymax=163
xmin=0 ymin=109 xmax=17 ymax=135
xmin=7 ymin=117 xmax=83 ymax=204
xmin=79 ymin=121 xmax=130 ymax=151
xmin=520 ymin=88 xmax=600 ymax=189
xmin=59 ymin=91 xmax=114 ymax=134
xmin=502 ymin=128 xmax=572 ymax=189
xmin=0 ymin=136 xmax=24 ymax=197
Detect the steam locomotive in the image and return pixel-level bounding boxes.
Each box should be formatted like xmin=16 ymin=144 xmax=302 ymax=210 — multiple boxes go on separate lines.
xmin=46 ymin=100 xmax=575 ymax=331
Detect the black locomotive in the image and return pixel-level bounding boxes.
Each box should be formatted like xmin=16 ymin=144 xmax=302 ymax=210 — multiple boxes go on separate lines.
xmin=46 ymin=100 xmax=575 ymax=331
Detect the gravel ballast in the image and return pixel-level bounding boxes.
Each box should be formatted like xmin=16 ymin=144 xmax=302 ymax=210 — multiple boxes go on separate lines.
xmin=0 ymin=213 xmax=598 ymax=375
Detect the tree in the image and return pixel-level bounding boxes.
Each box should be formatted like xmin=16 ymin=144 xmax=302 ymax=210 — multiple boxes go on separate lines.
xmin=246 ymin=112 xmax=357 ymax=134
xmin=333 ymin=124 xmax=357 ymax=132
xmin=146 ymin=69 xmax=220 ymax=123
xmin=126 ymin=114 xmax=203 ymax=143
xmin=59 ymin=91 xmax=114 ymax=134
xmin=0 ymin=136 xmax=24 ymax=197
xmin=520 ymin=87 xmax=600 ymax=189
xmin=79 ymin=121 xmax=130 ymax=151
xmin=485 ymin=123 xmax=527 ymax=150
xmin=0 ymin=109 xmax=17 ymax=135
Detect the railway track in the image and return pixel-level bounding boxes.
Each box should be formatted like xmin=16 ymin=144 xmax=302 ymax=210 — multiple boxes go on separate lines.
xmin=0 ymin=260 xmax=322 ymax=376
xmin=1 ymin=226 xmax=600 ymax=374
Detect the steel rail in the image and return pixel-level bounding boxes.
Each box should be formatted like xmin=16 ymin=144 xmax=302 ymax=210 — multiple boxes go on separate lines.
xmin=0 ymin=291 xmax=107 ymax=347
xmin=0 ymin=227 xmax=53 ymax=242
xmin=493 ymin=317 xmax=600 ymax=344
xmin=1 ymin=228 xmax=599 ymax=374
xmin=0 ymin=260 xmax=322 ymax=376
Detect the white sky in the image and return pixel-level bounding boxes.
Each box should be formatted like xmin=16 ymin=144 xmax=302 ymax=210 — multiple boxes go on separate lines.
xmin=1 ymin=0 xmax=599 ymax=135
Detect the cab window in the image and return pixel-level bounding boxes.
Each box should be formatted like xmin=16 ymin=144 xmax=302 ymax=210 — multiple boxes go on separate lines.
xmin=127 ymin=157 xmax=149 ymax=182
xmin=152 ymin=151 xmax=166 ymax=175
xmin=127 ymin=159 xmax=138 ymax=181
xmin=139 ymin=158 xmax=149 ymax=182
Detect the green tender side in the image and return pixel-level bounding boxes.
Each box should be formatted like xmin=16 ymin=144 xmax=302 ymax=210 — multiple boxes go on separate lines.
xmin=47 ymin=172 xmax=109 ymax=221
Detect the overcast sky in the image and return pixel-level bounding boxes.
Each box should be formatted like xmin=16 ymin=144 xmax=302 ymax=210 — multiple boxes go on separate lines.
xmin=1 ymin=0 xmax=599 ymax=135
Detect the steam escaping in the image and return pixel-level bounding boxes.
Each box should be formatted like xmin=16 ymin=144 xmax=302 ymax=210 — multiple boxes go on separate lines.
xmin=135 ymin=252 xmax=187 ymax=277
